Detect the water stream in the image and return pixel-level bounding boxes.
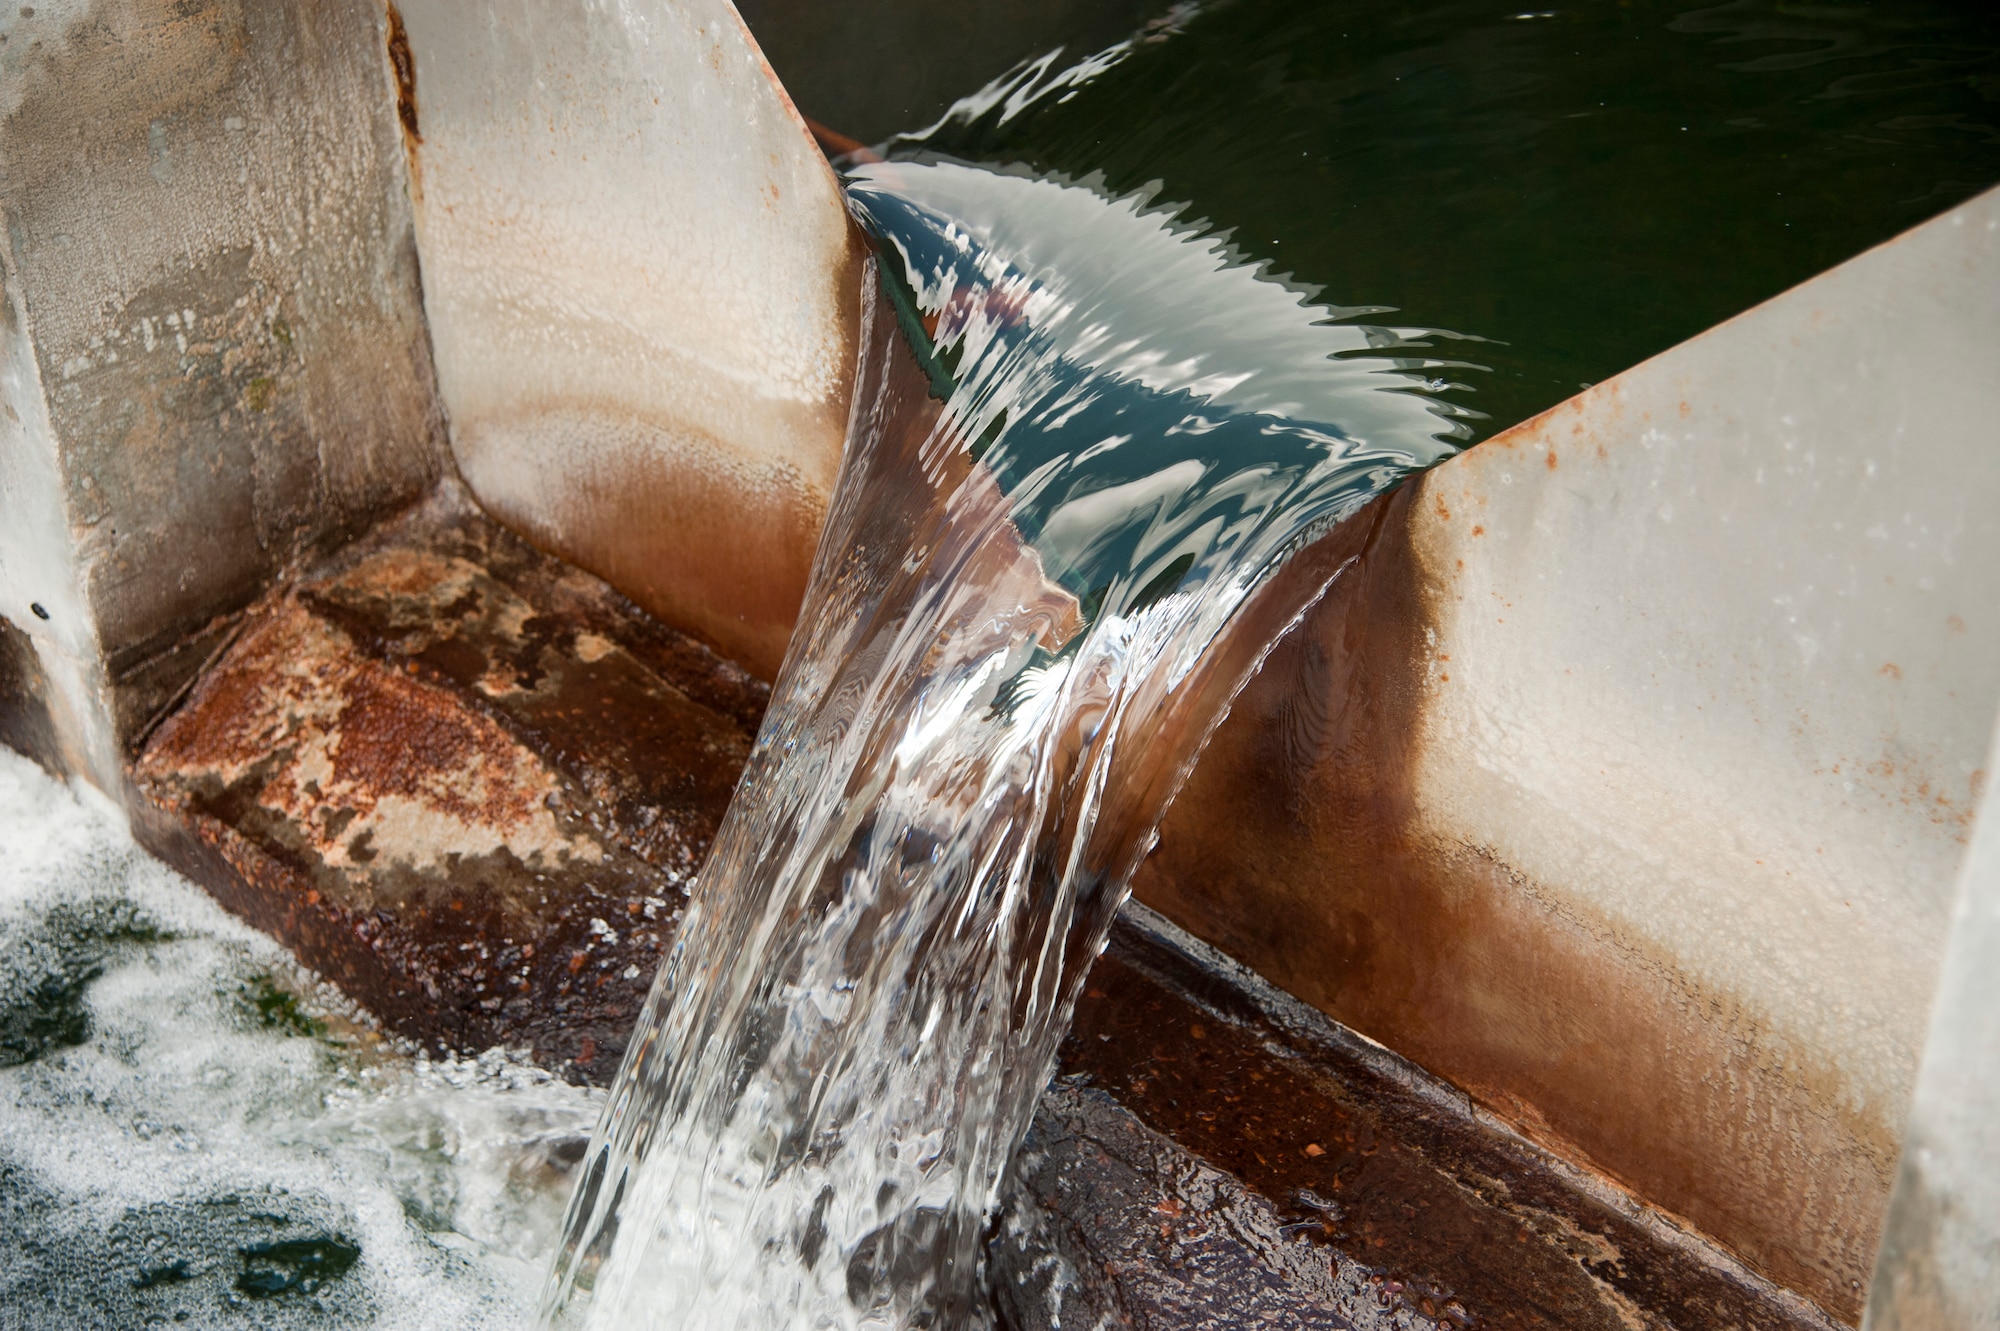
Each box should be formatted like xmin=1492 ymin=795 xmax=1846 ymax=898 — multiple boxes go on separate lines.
xmin=538 ymin=13 xmax=2000 ymax=1319
xmin=538 ymin=157 xmax=1467 ymax=1329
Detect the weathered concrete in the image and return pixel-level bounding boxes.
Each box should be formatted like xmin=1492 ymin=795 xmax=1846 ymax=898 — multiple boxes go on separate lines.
xmin=1137 ymin=187 xmax=2000 ymax=1320
xmin=1865 ymin=711 xmax=2000 ymax=1330
xmin=132 ymin=489 xmax=764 ymax=1082
xmin=996 ymin=1081 xmax=1436 ymax=1331
xmin=1032 ymin=905 xmax=1837 ymax=1331
xmin=391 ymin=0 xmax=865 ymax=680
xmin=0 ymin=0 xmax=450 ymax=792
xmin=0 ymin=615 xmax=58 ymax=776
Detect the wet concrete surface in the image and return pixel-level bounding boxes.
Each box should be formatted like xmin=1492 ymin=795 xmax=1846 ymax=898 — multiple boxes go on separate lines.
xmin=0 ymin=618 xmax=61 ymax=778
xmin=1037 ymin=909 xmax=1840 ymax=1331
xmin=994 ymin=1078 xmax=1439 ymax=1331
xmin=131 ymin=489 xmax=763 ymax=1083
xmin=120 ymin=492 xmax=1837 ymax=1328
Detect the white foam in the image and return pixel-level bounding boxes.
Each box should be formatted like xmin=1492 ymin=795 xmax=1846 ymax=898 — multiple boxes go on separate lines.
xmin=0 ymin=748 xmax=601 ymax=1328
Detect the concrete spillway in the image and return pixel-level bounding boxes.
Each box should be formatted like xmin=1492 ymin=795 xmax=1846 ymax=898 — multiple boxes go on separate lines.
xmin=2 ymin=2 xmax=1997 ymax=1326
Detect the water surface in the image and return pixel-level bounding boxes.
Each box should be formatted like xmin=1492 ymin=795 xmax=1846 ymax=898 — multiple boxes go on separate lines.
xmin=870 ymin=0 xmax=2000 ymax=437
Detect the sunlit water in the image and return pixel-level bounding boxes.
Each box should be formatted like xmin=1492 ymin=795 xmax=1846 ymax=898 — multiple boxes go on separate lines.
xmin=538 ymin=155 xmax=1465 ymax=1330
xmin=0 ymin=749 xmax=600 ymax=1327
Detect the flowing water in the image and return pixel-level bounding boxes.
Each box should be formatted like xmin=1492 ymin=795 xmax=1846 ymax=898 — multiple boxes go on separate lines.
xmin=537 ymin=157 xmax=1467 ymax=1329
xmin=540 ymin=6 xmax=2000 ymax=1325
xmin=4 ymin=3 xmax=2000 ymax=1329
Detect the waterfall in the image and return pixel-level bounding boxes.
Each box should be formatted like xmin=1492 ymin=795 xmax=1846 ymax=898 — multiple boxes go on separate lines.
xmin=540 ymin=156 xmax=1472 ymax=1330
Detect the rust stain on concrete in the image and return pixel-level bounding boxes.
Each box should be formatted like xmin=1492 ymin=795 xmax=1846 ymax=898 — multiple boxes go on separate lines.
xmin=1137 ymin=480 xmax=1883 ymax=1321
xmin=385 ymin=2 xmax=421 ymax=146
xmin=131 ymin=490 xmax=763 ymax=1081
xmin=1056 ymin=916 xmax=1835 ymax=1331
xmin=145 ymin=601 xmax=592 ymax=876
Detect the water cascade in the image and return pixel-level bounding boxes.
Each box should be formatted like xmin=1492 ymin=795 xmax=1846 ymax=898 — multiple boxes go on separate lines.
xmin=540 ymin=158 xmax=1471 ymax=1329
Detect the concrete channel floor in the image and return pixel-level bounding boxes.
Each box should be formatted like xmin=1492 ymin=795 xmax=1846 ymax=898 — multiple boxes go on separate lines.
xmin=125 ymin=486 xmax=1840 ymax=1331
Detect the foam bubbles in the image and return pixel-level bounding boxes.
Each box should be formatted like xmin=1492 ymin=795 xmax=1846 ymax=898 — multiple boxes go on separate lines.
xmin=0 ymin=748 xmax=600 ymax=1328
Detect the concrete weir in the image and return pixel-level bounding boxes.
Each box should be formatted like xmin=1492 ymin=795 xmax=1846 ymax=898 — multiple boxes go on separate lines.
xmin=0 ymin=0 xmax=449 ymax=793
xmin=387 ymin=0 xmax=864 ymax=679
xmin=1 ymin=1 xmax=1997 ymax=1326
xmin=1140 ymin=188 xmax=2000 ymax=1322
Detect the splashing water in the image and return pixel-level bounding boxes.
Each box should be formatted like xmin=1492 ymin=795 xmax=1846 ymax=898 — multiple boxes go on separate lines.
xmin=0 ymin=748 xmax=601 ymax=1328
xmin=540 ymin=156 xmax=1469 ymax=1330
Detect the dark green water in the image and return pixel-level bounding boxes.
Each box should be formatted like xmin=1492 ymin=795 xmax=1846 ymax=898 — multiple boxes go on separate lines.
xmin=850 ymin=0 xmax=2000 ymax=440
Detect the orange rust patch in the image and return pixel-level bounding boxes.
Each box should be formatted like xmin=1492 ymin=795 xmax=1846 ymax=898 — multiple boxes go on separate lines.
xmin=385 ymin=3 xmax=420 ymax=146
xmin=144 ymin=599 xmax=582 ymax=877
xmin=129 ymin=493 xmax=767 ymax=1083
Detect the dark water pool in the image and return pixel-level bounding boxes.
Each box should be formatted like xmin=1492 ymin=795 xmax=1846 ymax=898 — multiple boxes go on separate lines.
xmin=759 ymin=0 xmax=2000 ymax=441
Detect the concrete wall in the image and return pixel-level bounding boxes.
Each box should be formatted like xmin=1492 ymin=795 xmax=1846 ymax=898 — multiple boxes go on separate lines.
xmin=1 ymin=0 xmax=869 ymax=779
xmin=1139 ymin=187 xmax=2000 ymax=1321
xmin=392 ymin=0 xmax=864 ymax=680
xmin=1867 ymin=713 xmax=2000 ymax=1329
xmin=0 ymin=0 xmax=449 ymax=788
